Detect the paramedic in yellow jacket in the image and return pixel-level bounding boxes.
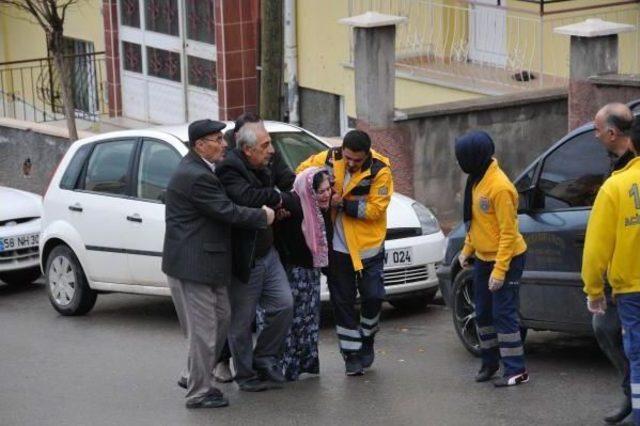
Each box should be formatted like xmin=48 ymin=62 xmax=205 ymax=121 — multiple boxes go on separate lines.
xmin=582 ymin=121 xmax=640 ymax=426
xmin=297 ymin=130 xmax=393 ymax=376
xmin=455 ymin=130 xmax=529 ymax=387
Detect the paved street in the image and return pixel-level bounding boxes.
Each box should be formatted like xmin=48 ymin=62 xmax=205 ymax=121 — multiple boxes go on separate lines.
xmin=0 ymin=280 xmax=627 ymax=426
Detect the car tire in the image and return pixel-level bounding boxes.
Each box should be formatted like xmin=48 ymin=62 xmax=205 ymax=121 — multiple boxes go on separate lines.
xmin=45 ymin=245 xmax=97 ymax=316
xmin=388 ymin=289 xmax=437 ymax=310
xmin=451 ymin=268 xmax=481 ymax=357
xmin=0 ymin=266 xmax=41 ymax=287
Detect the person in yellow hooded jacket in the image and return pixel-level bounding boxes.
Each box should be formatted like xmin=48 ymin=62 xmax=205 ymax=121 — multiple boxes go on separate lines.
xmin=297 ymin=130 xmax=393 ymax=376
xmin=582 ymin=119 xmax=640 ymax=426
xmin=455 ymin=130 xmax=529 ymax=388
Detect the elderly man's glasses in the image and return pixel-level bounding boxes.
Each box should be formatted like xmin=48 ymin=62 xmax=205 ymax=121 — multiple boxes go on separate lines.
xmin=203 ymin=135 xmax=224 ymax=143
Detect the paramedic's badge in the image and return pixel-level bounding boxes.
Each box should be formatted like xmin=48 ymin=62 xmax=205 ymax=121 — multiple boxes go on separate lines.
xmin=378 ymin=186 xmax=389 ymax=196
xmin=479 ymin=196 xmax=490 ymax=213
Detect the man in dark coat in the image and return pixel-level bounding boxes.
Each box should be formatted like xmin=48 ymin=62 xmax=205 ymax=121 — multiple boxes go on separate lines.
xmin=216 ymin=120 xmax=295 ymax=392
xmin=162 ymin=119 xmax=274 ymax=408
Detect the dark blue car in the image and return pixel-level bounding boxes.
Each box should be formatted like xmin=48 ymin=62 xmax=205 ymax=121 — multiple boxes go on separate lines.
xmin=437 ymin=101 xmax=640 ymax=355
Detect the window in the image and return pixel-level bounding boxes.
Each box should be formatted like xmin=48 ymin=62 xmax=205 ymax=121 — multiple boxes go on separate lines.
xmin=188 ymin=56 xmax=216 ymax=90
xmin=136 ymin=140 xmax=181 ymax=201
xmin=123 ymin=42 xmax=142 ymax=73
xmin=271 ymin=132 xmax=326 ymax=170
xmin=537 ymin=131 xmax=609 ymax=209
xmin=83 ymin=140 xmax=136 ymax=195
xmin=60 ymin=144 xmax=92 ymax=190
xmin=186 ymin=0 xmax=215 ymax=44
xmin=145 ymin=0 xmax=179 ymax=36
xmin=120 ymin=0 xmax=140 ymax=28
xmin=147 ymin=47 xmax=181 ymax=82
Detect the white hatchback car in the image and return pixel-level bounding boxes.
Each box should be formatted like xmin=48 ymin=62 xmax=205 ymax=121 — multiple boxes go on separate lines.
xmin=0 ymin=186 xmax=42 ymax=286
xmin=40 ymin=122 xmax=445 ymax=315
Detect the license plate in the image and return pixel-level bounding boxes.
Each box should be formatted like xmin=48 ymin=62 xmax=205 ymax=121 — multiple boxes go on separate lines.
xmin=0 ymin=233 xmax=39 ymax=252
xmin=384 ymin=247 xmax=413 ymax=267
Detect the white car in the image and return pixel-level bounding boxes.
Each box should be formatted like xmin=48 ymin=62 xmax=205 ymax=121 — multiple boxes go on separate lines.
xmin=40 ymin=122 xmax=445 ymax=315
xmin=0 ymin=186 xmax=42 ymax=286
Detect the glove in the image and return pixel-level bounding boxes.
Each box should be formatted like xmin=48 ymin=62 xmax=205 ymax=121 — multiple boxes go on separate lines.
xmin=488 ymin=276 xmax=504 ymax=292
xmin=458 ymin=253 xmax=472 ymax=270
xmin=587 ymin=297 xmax=607 ymax=315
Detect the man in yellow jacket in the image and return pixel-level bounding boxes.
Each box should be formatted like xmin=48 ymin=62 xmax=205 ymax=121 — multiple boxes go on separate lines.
xmin=455 ymin=130 xmax=529 ymax=387
xmin=297 ymin=130 xmax=393 ymax=376
xmin=582 ymin=120 xmax=640 ymax=425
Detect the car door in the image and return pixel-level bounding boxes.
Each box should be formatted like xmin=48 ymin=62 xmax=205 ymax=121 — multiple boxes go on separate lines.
xmin=125 ymin=138 xmax=183 ymax=286
xmin=517 ymin=129 xmax=610 ymax=331
xmin=68 ymin=138 xmax=139 ymax=284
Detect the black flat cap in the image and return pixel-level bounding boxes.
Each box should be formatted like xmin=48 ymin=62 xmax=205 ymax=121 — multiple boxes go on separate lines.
xmin=188 ymin=119 xmax=226 ymax=144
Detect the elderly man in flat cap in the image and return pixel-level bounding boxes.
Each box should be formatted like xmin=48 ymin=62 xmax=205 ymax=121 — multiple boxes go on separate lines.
xmin=162 ymin=119 xmax=275 ymax=409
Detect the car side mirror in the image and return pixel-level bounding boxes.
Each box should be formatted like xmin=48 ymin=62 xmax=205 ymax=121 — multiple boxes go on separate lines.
xmin=518 ymin=186 xmax=535 ymax=213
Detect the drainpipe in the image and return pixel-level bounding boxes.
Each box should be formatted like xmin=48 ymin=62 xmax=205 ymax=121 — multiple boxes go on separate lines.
xmin=284 ymin=0 xmax=300 ymax=125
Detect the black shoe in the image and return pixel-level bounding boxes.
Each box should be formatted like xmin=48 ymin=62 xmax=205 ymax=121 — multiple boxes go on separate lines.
xmin=238 ymin=378 xmax=269 ymax=392
xmin=177 ymin=376 xmax=187 ymax=389
xmin=185 ymin=390 xmax=229 ymax=409
xmin=360 ymin=338 xmax=375 ymax=369
xmin=475 ymin=364 xmax=499 ymax=382
xmin=493 ymin=371 xmax=529 ymax=387
xmin=344 ymin=353 xmax=364 ymax=376
xmin=257 ymin=366 xmax=286 ymax=384
xmin=604 ymin=396 xmax=632 ymax=424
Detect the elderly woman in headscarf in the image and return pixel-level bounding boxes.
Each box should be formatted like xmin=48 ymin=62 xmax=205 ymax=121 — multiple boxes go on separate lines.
xmin=455 ymin=130 xmax=529 ymax=388
xmin=257 ymin=166 xmax=332 ymax=381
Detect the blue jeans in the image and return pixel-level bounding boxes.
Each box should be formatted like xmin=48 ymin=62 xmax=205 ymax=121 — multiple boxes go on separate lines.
xmin=473 ymin=253 xmax=526 ymax=377
xmin=615 ymin=292 xmax=640 ymax=425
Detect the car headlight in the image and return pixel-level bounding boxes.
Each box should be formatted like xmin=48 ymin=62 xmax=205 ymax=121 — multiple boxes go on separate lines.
xmin=411 ymin=202 xmax=440 ymax=235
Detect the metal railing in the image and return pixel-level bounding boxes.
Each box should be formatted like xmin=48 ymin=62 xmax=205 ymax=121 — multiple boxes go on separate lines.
xmin=347 ymin=0 xmax=640 ymax=95
xmin=0 ymin=52 xmax=108 ymax=122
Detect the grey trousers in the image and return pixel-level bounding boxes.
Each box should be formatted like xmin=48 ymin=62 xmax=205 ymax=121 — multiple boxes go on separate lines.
xmin=227 ymin=247 xmax=293 ymax=384
xmin=168 ymin=276 xmax=230 ymax=403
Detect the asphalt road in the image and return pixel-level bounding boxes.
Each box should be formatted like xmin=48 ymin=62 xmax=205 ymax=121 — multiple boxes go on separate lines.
xmin=0 ymin=280 xmax=628 ymax=426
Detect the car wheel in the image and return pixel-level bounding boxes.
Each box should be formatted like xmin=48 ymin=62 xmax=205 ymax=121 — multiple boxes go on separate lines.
xmin=45 ymin=245 xmax=97 ymax=316
xmin=388 ymin=289 xmax=437 ymax=310
xmin=0 ymin=267 xmax=41 ymax=287
xmin=451 ymin=269 xmax=480 ymax=357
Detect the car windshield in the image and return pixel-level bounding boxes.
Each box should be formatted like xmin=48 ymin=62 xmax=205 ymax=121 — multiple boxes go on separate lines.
xmin=270 ymin=132 xmax=327 ymax=170
xmin=180 ymin=131 xmax=326 ymax=171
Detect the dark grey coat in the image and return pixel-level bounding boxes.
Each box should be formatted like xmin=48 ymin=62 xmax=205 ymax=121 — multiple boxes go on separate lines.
xmin=161 ymin=151 xmax=267 ymax=287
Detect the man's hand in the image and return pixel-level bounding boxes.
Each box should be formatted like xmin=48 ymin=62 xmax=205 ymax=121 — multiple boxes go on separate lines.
xmin=587 ymin=296 xmax=607 ymax=315
xmin=488 ymin=276 xmax=504 ymax=292
xmin=275 ymin=209 xmax=291 ymax=221
xmin=331 ymin=193 xmax=343 ymax=209
xmin=458 ymin=253 xmax=472 ymax=270
xmin=262 ymin=205 xmax=275 ymax=225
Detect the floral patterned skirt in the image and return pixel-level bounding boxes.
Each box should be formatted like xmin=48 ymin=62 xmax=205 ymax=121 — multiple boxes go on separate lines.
xmin=256 ymin=265 xmax=321 ymax=381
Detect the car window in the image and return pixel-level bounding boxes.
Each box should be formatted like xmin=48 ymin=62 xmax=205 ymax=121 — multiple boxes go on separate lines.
xmin=60 ymin=144 xmax=92 ymax=190
xmin=136 ymin=139 xmax=182 ymax=201
xmin=83 ymin=139 xmax=137 ymax=195
xmin=271 ymin=132 xmax=326 ymax=170
xmin=537 ymin=130 xmax=609 ymax=210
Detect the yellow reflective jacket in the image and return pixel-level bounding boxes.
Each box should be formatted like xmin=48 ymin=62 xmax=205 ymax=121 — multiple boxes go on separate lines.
xmin=582 ymin=156 xmax=640 ymax=300
xmin=297 ymin=148 xmax=393 ymax=271
xmin=461 ymin=159 xmax=527 ymax=281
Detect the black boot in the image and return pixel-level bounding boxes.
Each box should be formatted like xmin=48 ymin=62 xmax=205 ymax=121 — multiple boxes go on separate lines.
xmin=360 ymin=337 xmax=375 ymax=368
xmin=475 ymin=364 xmax=499 ymax=382
xmin=344 ymin=353 xmax=364 ymax=376
xmin=604 ymin=395 xmax=632 ymax=424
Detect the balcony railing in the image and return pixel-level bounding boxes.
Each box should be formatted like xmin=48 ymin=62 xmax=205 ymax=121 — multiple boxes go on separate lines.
xmin=348 ymin=0 xmax=640 ymax=95
xmin=0 ymin=52 xmax=108 ymax=123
